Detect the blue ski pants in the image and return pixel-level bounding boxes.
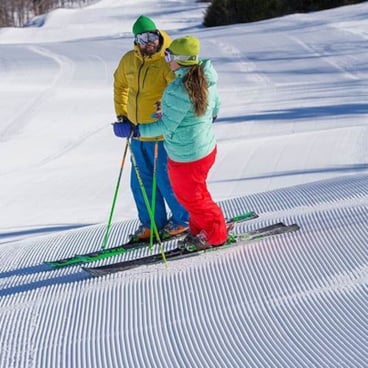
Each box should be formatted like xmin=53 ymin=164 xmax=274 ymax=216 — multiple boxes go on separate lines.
xmin=130 ymin=139 xmax=188 ymax=230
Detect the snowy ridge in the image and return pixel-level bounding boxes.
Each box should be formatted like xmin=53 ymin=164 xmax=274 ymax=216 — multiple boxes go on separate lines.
xmin=0 ymin=174 xmax=367 ymax=367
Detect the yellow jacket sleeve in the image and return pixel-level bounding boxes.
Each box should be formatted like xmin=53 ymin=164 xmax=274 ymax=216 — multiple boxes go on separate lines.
xmin=113 ymin=57 xmax=129 ymax=117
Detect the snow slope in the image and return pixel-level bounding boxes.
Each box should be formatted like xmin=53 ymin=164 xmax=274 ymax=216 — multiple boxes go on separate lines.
xmin=0 ymin=1 xmax=367 ymax=367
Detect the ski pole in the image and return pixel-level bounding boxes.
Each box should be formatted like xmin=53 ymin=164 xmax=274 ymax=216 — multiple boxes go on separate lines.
xmin=101 ymin=135 xmax=131 ymax=250
xmin=149 ymin=140 xmax=159 ymax=248
xmin=128 ymin=139 xmax=167 ymax=263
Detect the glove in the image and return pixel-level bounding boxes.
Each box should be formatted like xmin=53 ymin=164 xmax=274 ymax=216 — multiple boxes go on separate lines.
xmin=113 ymin=121 xmax=133 ymax=137
xmin=117 ymin=115 xmax=129 ymax=122
xmin=212 ymin=116 xmax=217 ymax=123
xmin=151 ymin=111 xmax=162 ymax=119
xmin=132 ymin=124 xmax=140 ymax=137
xmin=113 ymin=121 xmax=140 ymax=138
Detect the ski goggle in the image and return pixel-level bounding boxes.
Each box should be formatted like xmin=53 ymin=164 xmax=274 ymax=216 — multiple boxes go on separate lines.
xmin=164 ymin=50 xmax=198 ymax=63
xmin=135 ymin=32 xmax=159 ymax=45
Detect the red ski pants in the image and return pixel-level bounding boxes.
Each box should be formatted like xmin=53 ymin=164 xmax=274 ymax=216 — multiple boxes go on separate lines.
xmin=168 ymin=147 xmax=227 ymax=246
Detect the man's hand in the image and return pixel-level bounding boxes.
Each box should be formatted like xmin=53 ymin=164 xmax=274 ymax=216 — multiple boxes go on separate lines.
xmin=113 ymin=121 xmax=133 ymax=137
xmin=113 ymin=117 xmax=140 ymax=138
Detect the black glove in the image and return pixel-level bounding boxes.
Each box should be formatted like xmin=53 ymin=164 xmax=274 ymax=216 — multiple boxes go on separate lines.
xmin=212 ymin=116 xmax=217 ymax=123
xmin=117 ymin=115 xmax=129 ymax=123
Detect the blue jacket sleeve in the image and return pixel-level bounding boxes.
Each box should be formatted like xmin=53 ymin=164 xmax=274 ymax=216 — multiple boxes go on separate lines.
xmin=139 ymin=84 xmax=191 ymax=139
xmin=139 ymin=120 xmax=164 ymax=137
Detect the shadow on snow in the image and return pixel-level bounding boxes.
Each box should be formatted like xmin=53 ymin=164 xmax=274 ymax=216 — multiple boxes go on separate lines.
xmin=0 ymin=264 xmax=91 ymax=297
xmin=215 ymin=103 xmax=368 ymax=124
xmin=210 ymin=163 xmax=368 ymax=184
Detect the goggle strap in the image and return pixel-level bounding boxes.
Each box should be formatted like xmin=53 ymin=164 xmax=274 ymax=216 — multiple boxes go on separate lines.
xmin=174 ymin=55 xmax=198 ymax=61
xmin=165 ymin=51 xmax=199 ymax=62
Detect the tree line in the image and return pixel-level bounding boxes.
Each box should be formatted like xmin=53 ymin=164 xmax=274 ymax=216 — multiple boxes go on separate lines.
xmin=0 ymin=0 xmax=96 ymax=27
xmin=1 ymin=0 xmax=366 ymax=28
xmin=203 ymin=0 xmax=367 ymax=26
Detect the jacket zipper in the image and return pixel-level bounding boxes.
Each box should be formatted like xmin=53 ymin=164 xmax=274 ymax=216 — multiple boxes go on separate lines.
xmin=135 ymin=60 xmax=144 ymax=123
xmin=135 ymin=58 xmax=151 ymax=123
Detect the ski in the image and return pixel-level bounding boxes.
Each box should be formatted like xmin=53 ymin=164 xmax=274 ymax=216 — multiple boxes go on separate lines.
xmin=82 ymin=222 xmax=300 ymax=277
xmin=45 ymin=210 xmax=258 ymax=268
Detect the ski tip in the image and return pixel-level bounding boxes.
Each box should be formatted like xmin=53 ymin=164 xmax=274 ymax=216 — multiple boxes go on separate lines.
xmin=229 ymin=211 xmax=259 ymax=222
xmin=81 ymin=267 xmax=99 ymax=277
xmin=44 ymin=260 xmax=75 ymax=268
xmin=288 ymin=223 xmax=300 ymax=231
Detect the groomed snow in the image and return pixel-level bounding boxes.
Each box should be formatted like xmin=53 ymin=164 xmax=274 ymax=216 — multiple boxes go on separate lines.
xmin=0 ymin=1 xmax=367 ymax=367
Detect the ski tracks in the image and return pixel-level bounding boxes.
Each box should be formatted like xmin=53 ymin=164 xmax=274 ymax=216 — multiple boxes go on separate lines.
xmin=0 ymin=45 xmax=75 ymax=142
xmin=208 ymin=37 xmax=272 ymax=107
xmin=0 ymin=46 xmax=110 ymax=175
xmin=288 ymin=28 xmax=364 ymax=82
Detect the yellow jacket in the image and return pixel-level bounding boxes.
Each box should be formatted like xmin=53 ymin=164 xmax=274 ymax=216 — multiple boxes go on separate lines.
xmin=113 ymin=30 xmax=175 ymax=140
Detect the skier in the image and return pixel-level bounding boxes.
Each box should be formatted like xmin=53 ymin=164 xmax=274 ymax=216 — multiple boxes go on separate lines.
xmin=114 ymin=35 xmax=227 ymax=250
xmin=112 ymin=15 xmax=189 ymax=240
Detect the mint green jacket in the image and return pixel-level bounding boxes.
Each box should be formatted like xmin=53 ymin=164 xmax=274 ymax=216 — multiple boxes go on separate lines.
xmin=139 ymin=59 xmax=221 ymax=162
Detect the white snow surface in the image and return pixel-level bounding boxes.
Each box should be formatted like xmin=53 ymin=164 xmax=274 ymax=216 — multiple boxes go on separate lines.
xmin=0 ymin=1 xmax=368 ymax=367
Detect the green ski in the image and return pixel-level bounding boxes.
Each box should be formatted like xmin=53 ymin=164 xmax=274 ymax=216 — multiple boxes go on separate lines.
xmin=45 ymin=210 xmax=258 ymax=268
